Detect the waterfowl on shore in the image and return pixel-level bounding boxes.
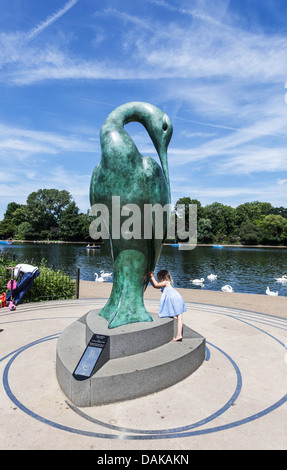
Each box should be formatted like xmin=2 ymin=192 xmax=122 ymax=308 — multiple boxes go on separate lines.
xmin=266 ymin=287 xmax=278 ymax=296
xmin=94 ymin=272 xmax=106 ymax=282
xmin=221 ymin=285 xmax=233 ymax=292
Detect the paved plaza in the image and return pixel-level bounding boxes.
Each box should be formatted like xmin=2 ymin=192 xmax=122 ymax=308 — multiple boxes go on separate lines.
xmin=0 ymin=285 xmax=286 ymax=450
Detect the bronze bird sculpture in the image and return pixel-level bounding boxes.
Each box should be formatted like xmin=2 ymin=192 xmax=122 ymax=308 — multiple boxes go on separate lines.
xmin=90 ymin=102 xmax=172 ymax=328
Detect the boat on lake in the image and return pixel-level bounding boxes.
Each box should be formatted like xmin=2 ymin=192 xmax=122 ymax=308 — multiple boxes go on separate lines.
xmin=0 ymin=240 xmax=12 ymax=245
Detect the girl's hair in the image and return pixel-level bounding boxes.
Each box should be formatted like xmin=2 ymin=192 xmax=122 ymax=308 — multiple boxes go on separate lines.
xmin=157 ymin=269 xmax=173 ymax=286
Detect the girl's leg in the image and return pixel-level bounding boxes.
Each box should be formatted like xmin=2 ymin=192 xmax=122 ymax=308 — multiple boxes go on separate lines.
xmin=173 ymin=313 xmax=183 ymax=341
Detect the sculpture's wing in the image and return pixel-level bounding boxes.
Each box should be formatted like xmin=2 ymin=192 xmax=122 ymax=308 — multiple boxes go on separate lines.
xmin=89 ymin=163 xmax=100 ymax=207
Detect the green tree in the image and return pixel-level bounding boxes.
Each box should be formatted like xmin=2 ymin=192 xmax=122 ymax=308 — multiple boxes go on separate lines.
xmin=282 ymin=220 xmax=287 ymax=245
xmin=203 ymin=202 xmax=236 ymax=241
xmin=77 ymin=212 xmax=91 ymax=240
xmin=1 ymin=202 xmax=27 ymax=238
xmin=58 ymin=202 xmax=89 ymax=241
xmin=174 ymin=197 xmax=194 ymax=242
xmin=188 ymin=199 xmax=204 ymax=219
xmin=197 ymin=218 xmax=213 ymax=243
xmin=269 ymin=206 xmax=287 ymax=218
xmin=259 ymin=214 xmax=287 ymax=245
xmin=235 ymin=201 xmax=273 ymax=227
xmin=0 ymin=219 xmax=15 ymax=239
xmin=239 ymin=222 xmax=260 ymax=245
xmin=10 ymin=205 xmax=27 ymax=226
xmin=4 ymin=202 xmax=22 ymax=220
xmin=25 ymin=189 xmax=72 ymax=237
xmin=14 ymin=221 xmax=35 ymax=240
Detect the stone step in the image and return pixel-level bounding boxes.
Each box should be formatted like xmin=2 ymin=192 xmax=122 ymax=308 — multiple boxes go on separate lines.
xmin=56 ymin=311 xmax=205 ymax=407
xmin=85 ymin=309 xmax=175 ymax=358
xmin=86 ymin=336 xmax=205 ymax=406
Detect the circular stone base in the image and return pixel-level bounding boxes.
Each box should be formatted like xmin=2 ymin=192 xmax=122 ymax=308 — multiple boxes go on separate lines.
xmin=56 ymin=310 xmax=205 ymax=407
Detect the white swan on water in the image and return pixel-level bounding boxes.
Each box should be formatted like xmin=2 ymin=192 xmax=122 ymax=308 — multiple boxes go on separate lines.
xmin=275 ymin=275 xmax=287 ymax=283
xmin=190 ymin=278 xmax=205 ymax=285
xmin=207 ymin=274 xmax=217 ymax=281
xmin=266 ymin=287 xmax=278 ymax=296
xmin=100 ymin=270 xmax=112 ymax=278
xmin=94 ymin=272 xmax=106 ymax=282
xmin=221 ymin=285 xmax=233 ymax=292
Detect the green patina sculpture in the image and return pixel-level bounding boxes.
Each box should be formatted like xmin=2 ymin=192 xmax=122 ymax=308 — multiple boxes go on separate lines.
xmin=89 ymin=102 xmax=172 ymax=328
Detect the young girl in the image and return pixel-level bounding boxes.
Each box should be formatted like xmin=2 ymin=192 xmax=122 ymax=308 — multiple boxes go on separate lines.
xmin=149 ymin=270 xmax=186 ymax=342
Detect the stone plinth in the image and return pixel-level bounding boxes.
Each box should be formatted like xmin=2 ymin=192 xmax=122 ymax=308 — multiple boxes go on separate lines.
xmin=56 ymin=310 xmax=205 ymax=407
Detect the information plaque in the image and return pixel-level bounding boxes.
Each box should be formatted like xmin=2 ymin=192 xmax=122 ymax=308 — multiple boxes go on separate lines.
xmin=73 ymin=334 xmax=110 ymax=381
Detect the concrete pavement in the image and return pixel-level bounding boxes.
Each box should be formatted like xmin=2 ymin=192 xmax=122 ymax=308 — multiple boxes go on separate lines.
xmin=0 ymin=286 xmax=287 ymax=450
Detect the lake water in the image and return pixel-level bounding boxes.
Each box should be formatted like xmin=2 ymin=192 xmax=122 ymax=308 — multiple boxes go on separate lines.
xmin=2 ymin=242 xmax=287 ymax=297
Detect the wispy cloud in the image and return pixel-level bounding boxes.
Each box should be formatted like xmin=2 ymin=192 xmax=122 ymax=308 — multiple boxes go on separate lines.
xmin=99 ymin=8 xmax=154 ymax=32
xmin=0 ymin=165 xmax=91 ymax=212
xmin=0 ymin=0 xmax=287 ymax=215
xmin=0 ymin=122 xmax=96 ymax=161
xmin=0 ymin=0 xmax=79 ymax=83
xmin=25 ymin=0 xmax=79 ymax=42
xmin=1 ymin=0 xmax=286 ymax=86
xmin=0 ymin=121 xmax=93 ymax=212
xmin=147 ymin=0 xmax=230 ymax=29
xmin=144 ymin=0 xmax=287 ymax=83
xmin=172 ymin=185 xmax=265 ymax=199
xmin=217 ymin=147 xmax=287 ymax=175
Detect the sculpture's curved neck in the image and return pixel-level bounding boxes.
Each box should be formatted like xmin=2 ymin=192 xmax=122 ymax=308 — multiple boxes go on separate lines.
xmin=100 ymin=102 xmax=171 ymax=204
xmin=102 ymin=102 xmax=155 ymax=133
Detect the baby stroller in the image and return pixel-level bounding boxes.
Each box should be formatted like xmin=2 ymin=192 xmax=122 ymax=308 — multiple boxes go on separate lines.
xmin=6 ymin=267 xmax=17 ymax=311
xmin=6 ymin=265 xmax=40 ymax=309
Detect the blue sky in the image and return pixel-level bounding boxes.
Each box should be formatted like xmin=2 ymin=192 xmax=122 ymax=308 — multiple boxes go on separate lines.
xmin=1 ymin=0 xmax=287 ymax=219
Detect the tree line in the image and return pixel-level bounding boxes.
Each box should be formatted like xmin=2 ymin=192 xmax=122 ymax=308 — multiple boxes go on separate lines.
xmin=0 ymin=189 xmax=90 ymax=242
xmin=0 ymin=189 xmax=286 ymax=245
xmin=174 ymin=197 xmax=287 ymax=246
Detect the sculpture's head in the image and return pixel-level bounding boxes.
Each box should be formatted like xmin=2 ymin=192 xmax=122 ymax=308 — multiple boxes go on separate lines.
xmin=102 ymin=101 xmax=173 ymax=202
xmin=141 ymin=103 xmax=173 ymax=203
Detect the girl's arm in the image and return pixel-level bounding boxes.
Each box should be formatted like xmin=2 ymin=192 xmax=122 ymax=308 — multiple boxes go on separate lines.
xmin=149 ymin=272 xmax=168 ymax=289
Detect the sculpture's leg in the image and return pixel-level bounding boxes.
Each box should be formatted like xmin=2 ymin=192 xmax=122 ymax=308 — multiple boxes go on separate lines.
xmin=98 ymin=249 xmax=153 ymax=328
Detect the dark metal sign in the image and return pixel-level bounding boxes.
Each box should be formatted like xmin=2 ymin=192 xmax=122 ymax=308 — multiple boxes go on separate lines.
xmin=73 ymin=334 xmax=110 ymax=380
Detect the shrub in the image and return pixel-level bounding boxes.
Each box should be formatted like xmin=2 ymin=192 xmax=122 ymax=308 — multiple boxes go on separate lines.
xmin=0 ymin=257 xmax=76 ymax=303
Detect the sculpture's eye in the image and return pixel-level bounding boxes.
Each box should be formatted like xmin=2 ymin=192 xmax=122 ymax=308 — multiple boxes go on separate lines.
xmin=162 ymin=122 xmax=168 ymax=131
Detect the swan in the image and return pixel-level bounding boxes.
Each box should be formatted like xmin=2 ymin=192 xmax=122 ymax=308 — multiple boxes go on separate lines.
xmin=191 ymin=278 xmax=205 ymax=285
xmin=94 ymin=272 xmax=106 ymax=282
xmin=207 ymin=274 xmax=217 ymax=280
xmin=221 ymin=285 xmax=233 ymax=292
xmin=275 ymin=275 xmax=287 ymax=282
xmin=266 ymin=287 xmax=278 ymax=296
xmin=100 ymin=270 xmax=112 ymax=278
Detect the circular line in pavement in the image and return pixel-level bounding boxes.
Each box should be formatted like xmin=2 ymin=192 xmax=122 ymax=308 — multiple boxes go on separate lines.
xmin=0 ymin=334 xmax=251 ymax=440
xmin=65 ymin=341 xmax=241 ymax=436
xmin=1 ymin=305 xmax=287 ymax=440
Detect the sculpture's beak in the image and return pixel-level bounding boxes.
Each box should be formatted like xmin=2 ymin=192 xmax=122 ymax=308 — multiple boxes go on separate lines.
xmin=159 ymin=148 xmax=171 ymax=203
xmin=145 ymin=108 xmax=172 ymax=204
